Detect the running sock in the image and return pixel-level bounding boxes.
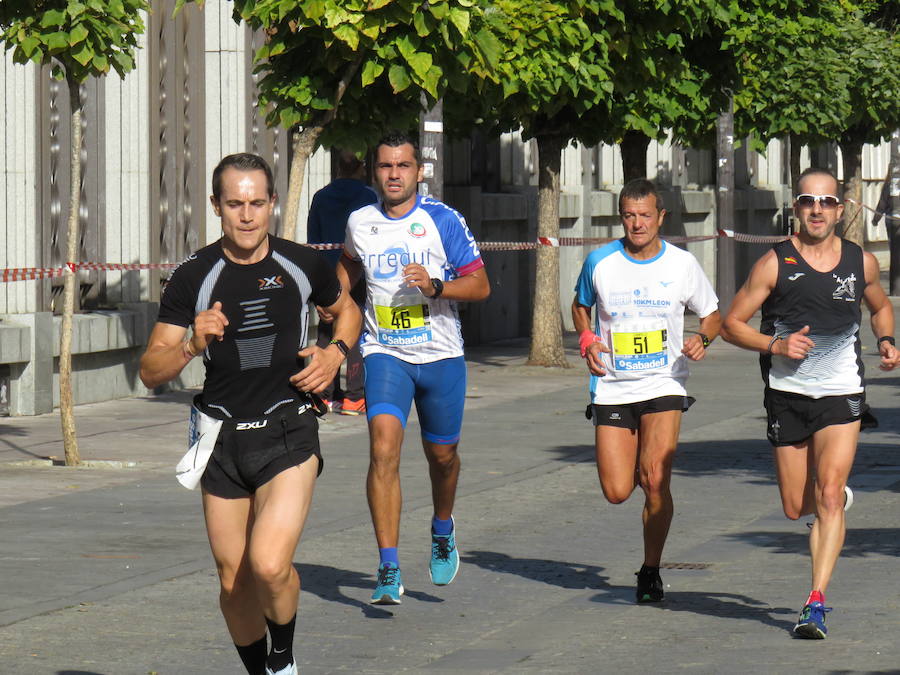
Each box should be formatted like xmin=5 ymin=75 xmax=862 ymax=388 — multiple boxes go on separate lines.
xmin=265 ymin=614 xmax=296 ymax=672
xmin=235 ymin=634 xmax=267 ymax=675
xmin=806 ymin=590 xmax=825 ymax=606
xmin=432 ymin=516 xmax=454 ymax=536
xmin=379 ymin=547 xmax=399 ymax=567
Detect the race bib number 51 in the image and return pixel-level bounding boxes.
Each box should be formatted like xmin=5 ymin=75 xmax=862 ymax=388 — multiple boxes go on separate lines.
xmin=610 ymin=320 xmax=667 ymax=371
xmin=374 ymin=295 xmax=432 ymax=347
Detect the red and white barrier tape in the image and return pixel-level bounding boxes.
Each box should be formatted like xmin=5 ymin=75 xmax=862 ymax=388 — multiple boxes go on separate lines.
xmin=1 ymin=229 xmax=790 ymax=283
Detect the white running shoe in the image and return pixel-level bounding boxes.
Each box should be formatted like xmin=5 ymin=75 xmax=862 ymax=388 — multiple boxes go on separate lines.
xmin=843 ymin=485 xmax=853 ymax=512
xmin=266 ymin=662 xmax=297 ymax=675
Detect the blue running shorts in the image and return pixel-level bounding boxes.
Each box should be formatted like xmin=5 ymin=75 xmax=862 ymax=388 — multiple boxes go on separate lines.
xmin=364 ymin=353 xmax=467 ymax=445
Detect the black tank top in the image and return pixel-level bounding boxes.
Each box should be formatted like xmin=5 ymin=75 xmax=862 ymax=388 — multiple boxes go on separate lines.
xmin=759 ymin=238 xmax=865 ymax=397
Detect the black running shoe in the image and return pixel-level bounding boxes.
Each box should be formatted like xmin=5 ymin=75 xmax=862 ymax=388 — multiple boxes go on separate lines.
xmin=636 ymin=567 xmax=664 ymax=603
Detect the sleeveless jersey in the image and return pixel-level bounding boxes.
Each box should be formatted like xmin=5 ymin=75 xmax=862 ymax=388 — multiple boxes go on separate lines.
xmin=157 ymin=236 xmax=341 ymax=418
xmin=574 ymin=239 xmax=718 ymax=405
xmin=759 ymin=239 xmax=865 ymax=398
xmin=343 ymin=195 xmax=484 ymax=364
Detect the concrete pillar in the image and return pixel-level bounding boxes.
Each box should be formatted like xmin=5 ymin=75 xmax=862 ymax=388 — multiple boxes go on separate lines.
xmin=7 ymin=312 xmax=53 ymax=415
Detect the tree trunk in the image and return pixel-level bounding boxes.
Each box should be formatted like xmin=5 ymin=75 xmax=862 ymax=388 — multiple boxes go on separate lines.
xmin=889 ymin=131 xmax=899 ymax=295
xmin=280 ymin=125 xmax=323 ymax=242
xmin=840 ymin=137 xmax=865 ymax=246
xmin=788 ymin=133 xmax=802 ymax=191
xmin=279 ymin=58 xmax=362 ymax=241
xmin=620 ymin=130 xmax=651 ymax=182
xmin=527 ymin=133 xmax=568 ymax=368
xmin=788 ymin=134 xmax=802 ymax=235
xmin=59 ymin=76 xmax=81 ymax=467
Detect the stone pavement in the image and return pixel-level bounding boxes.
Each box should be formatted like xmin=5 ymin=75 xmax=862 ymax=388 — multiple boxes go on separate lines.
xmin=0 ymin=327 xmax=898 ymax=674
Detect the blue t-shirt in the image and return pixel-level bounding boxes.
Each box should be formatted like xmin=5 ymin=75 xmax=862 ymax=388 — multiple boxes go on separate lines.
xmin=306 ymin=178 xmax=378 ymax=267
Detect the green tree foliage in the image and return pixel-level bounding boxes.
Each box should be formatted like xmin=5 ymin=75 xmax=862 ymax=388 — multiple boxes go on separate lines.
xmin=1 ymin=0 xmax=147 ymax=466
xmin=179 ymin=0 xmax=500 ymax=240
xmin=448 ymin=0 xmax=730 ymax=366
xmin=730 ymin=0 xmax=900 ymax=243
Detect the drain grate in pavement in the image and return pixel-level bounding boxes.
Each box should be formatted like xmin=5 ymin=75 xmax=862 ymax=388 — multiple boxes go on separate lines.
xmin=660 ymin=562 xmax=712 ymax=570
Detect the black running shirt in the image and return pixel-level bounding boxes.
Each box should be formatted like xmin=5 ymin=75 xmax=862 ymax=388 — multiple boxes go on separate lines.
xmin=158 ymin=236 xmax=341 ymax=418
xmin=759 ymin=239 xmax=865 ymax=398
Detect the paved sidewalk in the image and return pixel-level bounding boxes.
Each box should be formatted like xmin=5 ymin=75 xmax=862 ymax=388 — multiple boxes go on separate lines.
xmin=0 ymin=328 xmax=898 ymax=674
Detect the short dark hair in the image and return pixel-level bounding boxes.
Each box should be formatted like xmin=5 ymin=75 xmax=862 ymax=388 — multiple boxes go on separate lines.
xmin=211 ymin=153 xmax=275 ymax=201
xmin=375 ymin=131 xmax=422 ymax=164
xmin=336 ymin=149 xmax=365 ymax=178
xmin=618 ymin=178 xmax=664 ymax=213
xmin=797 ymin=167 xmax=840 ymax=195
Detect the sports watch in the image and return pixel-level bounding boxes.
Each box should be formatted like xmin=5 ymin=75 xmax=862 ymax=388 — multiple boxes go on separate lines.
xmin=429 ymin=278 xmax=444 ymax=299
xmin=698 ymin=333 xmax=711 ymax=349
xmin=878 ymin=336 xmax=896 ymax=347
xmin=328 ymin=339 xmax=350 ymax=356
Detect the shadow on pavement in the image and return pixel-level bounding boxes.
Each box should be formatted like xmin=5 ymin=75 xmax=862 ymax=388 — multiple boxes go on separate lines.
xmin=591 ymin=589 xmax=796 ymax=632
xmin=541 ymin=444 xmax=595 ymax=464
xmin=295 ymin=563 xmax=443 ymax=618
xmin=728 ymin=528 xmax=900 ymax=558
xmin=461 ymin=551 xmax=610 ymax=590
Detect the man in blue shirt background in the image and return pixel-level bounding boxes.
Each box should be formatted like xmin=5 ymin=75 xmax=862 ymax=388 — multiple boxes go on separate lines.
xmin=308 ymin=150 xmax=377 ymax=415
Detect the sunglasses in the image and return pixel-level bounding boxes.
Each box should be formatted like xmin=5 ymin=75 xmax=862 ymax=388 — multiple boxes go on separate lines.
xmin=795 ymin=194 xmax=841 ymax=209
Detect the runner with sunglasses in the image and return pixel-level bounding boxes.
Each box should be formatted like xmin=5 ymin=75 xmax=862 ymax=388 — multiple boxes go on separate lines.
xmin=722 ymin=167 xmax=899 ymax=639
xmin=572 ymin=178 xmax=720 ymax=604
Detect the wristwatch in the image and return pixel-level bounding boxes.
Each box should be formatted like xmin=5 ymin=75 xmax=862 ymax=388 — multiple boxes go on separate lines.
xmin=878 ymin=336 xmax=896 ymax=347
xmin=429 ymin=278 xmax=444 ymax=299
xmin=328 ymin=339 xmax=350 ymax=356
xmin=698 ymin=332 xmax=711 ymax=349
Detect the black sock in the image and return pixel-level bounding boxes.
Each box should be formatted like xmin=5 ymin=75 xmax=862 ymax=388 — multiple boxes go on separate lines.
xmin=235 ymin=634 xmax=267 ymax=675
xmin=266 ymin=614 xmax=296 ymax=671
xmin=639 ymin=564 xmax=660 ymax=576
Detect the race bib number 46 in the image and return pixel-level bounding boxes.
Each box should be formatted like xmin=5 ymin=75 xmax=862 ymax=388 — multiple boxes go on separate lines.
xmin=610 ymin=321 xmax=667 ymax=371
xmin=374 ymin=296 xmax=432 ymax=347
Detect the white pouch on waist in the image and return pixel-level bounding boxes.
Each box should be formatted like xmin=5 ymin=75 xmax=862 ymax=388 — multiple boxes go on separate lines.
xmin=176 ymin=406 xmax=223 ymax=490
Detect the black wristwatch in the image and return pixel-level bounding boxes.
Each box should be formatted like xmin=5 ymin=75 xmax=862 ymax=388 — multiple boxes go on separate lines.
xmin=429 ymin=278 xmax=444 ymax=299
xmin=878 ymin=336 xmax=896 ymax=347
xmin=699 ymin=332 xmax=711 ymax=349
xmin=328 ymin=339 xmax=350 ymax=356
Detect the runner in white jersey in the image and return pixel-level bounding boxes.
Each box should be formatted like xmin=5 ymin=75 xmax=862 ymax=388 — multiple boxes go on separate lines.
xmin=572 ymin=179 xmax=720 ymax=603
xmin=338 ymin=132 xmax=490 ymax=605
xmin=722 ymin=168 xmax=899 ymax=639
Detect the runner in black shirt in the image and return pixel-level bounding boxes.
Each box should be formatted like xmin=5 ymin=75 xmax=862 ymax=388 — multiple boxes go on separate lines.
xmin=722 ymin=168 xmax=898 ymax=640
xmin=140 ymin=153 xmax=361 ymax=675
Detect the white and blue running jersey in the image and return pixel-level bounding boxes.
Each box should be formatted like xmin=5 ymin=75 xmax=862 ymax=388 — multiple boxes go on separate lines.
xmin=574 ymin=239 xmax=718 ymax=405
xmin=343 ymin=194 xmax=484 ymax=364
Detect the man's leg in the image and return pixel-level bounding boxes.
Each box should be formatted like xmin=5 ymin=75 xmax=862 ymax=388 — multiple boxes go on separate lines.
xmin=363 ymin=354 xmax=415 ymax=604
xmin=808 ymin=422 xmax=859 ymax=594
xmin=414 ymin=356 xmax=467 ymax=585
xmin=594 ymin=425 xmax=640 ymax=504
xmin=202 ymin=492 xmax=267 ymax=673
xmin=422 ymin=440 xmax=460 ymax=520
xmin=635 ymin=410 xmax=681 ymax=567
xmin=367 ymin=414 xmax=406 ymax=550
xmin=367 ymin=414 xmax=407 ymax=603
xmin=249 ymin=457 xmax=319 ymax=673
xmin=772 ymin=441 xmax=815 ymax=520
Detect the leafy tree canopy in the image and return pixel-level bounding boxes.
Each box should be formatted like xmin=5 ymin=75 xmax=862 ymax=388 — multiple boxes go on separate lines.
xmin=1 ymin=0 xmax=147 ymax=81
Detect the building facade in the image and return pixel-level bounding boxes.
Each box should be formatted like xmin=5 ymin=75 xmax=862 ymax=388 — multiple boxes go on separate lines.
xmin=0 ymin=1 xmax=894 ymax=414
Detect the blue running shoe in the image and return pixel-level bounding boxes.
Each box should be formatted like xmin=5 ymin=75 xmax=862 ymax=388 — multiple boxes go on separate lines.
xmin=429 ymin=519 xmax=459 ymax=586
xmin=793 ymin=602 xmax=831 ymax=639
xmin=370 ymin=563 xmax=404 ymax=605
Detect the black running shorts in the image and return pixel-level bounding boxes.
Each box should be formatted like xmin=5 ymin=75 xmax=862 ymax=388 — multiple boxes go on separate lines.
xmin=201 ymin=402 xmax=323 ymax=499
xmin=588 ymin=395 xmax=694 ymax=430
xmin=763 ymin=388 xmax=871 ymax=447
